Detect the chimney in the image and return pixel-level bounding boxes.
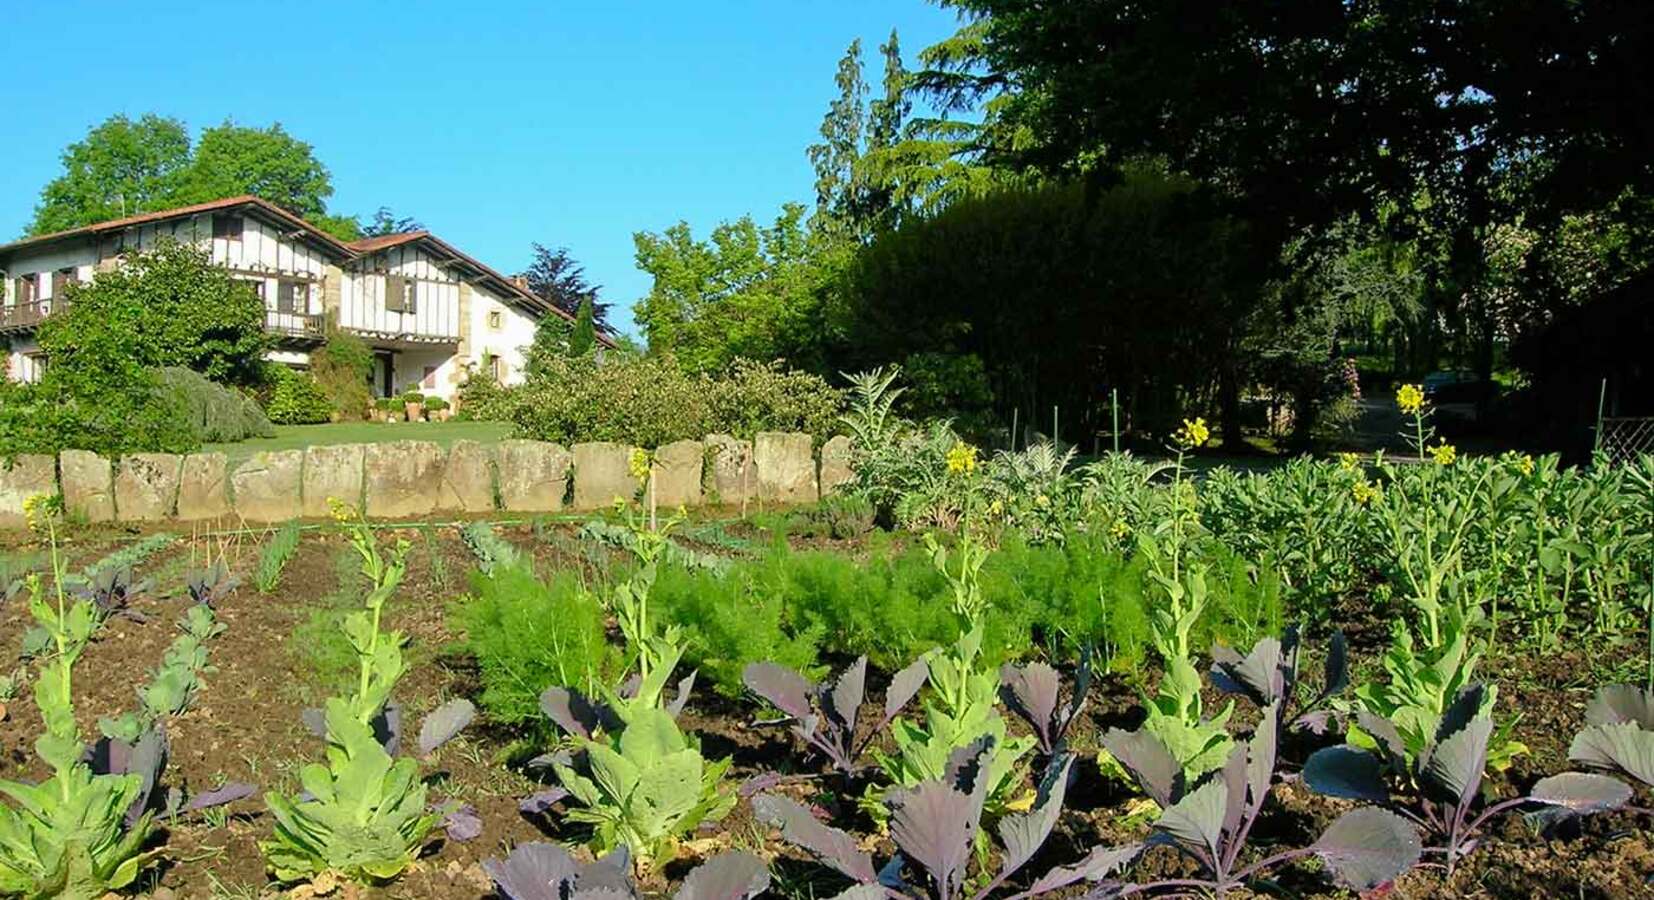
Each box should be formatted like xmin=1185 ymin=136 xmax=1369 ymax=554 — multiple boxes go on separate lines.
xmin=510 ymin=275 xmax=530 ymax=291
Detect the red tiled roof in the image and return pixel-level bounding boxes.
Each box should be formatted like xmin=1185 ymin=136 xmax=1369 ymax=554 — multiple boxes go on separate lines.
xmin=345 ymin=231 xmax=428 ymax=253
xmin=0 ymin=196 xmax=615 ymax=346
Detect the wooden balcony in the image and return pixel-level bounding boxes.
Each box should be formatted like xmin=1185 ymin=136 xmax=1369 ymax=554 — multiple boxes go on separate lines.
xmin=0 ymin=299 xmax=67 ymax=334
xmin=265 ymin=310 xmax=325 ymax=342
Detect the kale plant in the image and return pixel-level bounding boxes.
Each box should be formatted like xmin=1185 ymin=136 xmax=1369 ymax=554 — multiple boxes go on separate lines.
xmin=73 ymin=565 xmax=152 ymax=623
xmin=100 ymin=604 xmax=225 ymax=742
xmin=1209 ymin=625 xmax=1347 ymax=734
xmin=743 ymin=654 xmax=928 ymax=778
xmin=485 ymin=843 xmax=769 ymax=900
xmin=1306 ymin=683 xmax=1629 ymax=872
xmin=1102 ymin=703 xmax=1423 ymax=895
xmin=1569 ymin=684 xmax=1654 ymax=789
xmin=999 ymin=651 xmax=1092 ymax=756
xmin=185 ymin=559 xmax=238 ymax=607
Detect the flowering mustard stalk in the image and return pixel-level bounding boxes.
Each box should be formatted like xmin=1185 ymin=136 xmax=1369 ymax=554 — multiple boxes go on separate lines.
xmin=1396 ymin=384 xmax=1430 ymax=461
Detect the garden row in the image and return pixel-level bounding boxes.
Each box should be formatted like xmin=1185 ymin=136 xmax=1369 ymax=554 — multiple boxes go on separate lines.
xmin=0 ymin=432 xmax=856 ymax=529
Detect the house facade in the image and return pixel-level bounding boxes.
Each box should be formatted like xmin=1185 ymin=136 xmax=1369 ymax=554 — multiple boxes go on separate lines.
xmin=0 ymin=195 xmax=592 ymax=398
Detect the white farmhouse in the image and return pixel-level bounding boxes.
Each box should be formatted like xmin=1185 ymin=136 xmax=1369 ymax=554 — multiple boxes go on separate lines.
xmin=0 ymin=195 xmax=600 ymax=397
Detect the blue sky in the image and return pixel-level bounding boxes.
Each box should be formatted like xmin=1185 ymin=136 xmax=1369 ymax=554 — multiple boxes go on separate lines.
xmin=0 ymin=0 xmax=963 ymax=336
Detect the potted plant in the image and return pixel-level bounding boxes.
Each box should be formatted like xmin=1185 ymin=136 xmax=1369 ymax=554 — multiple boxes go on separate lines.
xmin=424 ymin=396 xmax=450 ymax=422
xmin=402 ymin=391 xmax=426 ymax=423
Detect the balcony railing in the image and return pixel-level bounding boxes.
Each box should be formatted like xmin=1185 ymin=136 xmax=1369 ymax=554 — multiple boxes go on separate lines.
xmin=265 ymin=309 xmax=325 ymax=341
xmin=0 ymin=299 xmax=68 ymax=333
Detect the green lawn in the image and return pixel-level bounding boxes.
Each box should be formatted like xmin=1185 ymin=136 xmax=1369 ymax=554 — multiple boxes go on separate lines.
xmin=206 ymin=420 xmax=512 ymax=467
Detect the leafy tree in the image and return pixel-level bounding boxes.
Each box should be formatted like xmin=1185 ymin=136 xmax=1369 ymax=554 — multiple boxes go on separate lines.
xmin=362 ymin=207 xmax=424 ymax=237
xmin=28 ymin=114 xmax=192 ymax=235
xmin=524 ymin=244 xmax=609 ymax=326
xmin=39 ymin=240 xmax=269 ymax=388
xmin=181 ymin=121 xmax=337 ymax=221
xmin=310 ymin=324 xmax=375 ymax=419
xmin=808 ymin=38 xmax=867 ymax=238
xmin=569 ymin=295 xmax=598 ymax=357
xmin=632 ymin=205 xmax=840 ymax=371
xmin=837 ymin=170 xmax=1263 ymax=442
xmin=522 ymin=315 xmax=575 ymax=380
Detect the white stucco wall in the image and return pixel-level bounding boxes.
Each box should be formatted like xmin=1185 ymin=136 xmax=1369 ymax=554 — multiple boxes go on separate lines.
xmin=467 ymin=285 xmax=540 ymax=386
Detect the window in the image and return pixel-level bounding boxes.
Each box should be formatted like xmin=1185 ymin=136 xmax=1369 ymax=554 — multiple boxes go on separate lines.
xmin=276 ymin=280 xmax=304 ymax=314
xmin=487 ymin=310 xmax=503 ymax=330
xmin=491 ymin=355 xmax=507 ymax=382
xmin=384 ymin=274 xmax=416 ymax=313
xmin=422 ymin=366 xmax=437 ymax=389
xmin=14 ymin=274 xmax=36 ymax=305
xmin=51 ymin=268 xmax=76 ymax=297
xmin=212 ymin=214 xmax=243 ymax=241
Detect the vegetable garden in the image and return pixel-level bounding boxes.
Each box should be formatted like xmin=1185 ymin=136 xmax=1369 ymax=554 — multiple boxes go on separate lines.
xmin=2 ymin=384 xmax=1653 ymax=899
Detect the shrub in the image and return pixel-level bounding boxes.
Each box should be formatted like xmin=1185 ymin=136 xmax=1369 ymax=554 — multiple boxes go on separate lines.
xmin=310 ymin=325 xmax=374 ymax=419
xmin=510 ymin=355 xmax=844 ymax=447
xmin=455 ymin=562 xmax=617 ymax=726
xmin=650 ymin=561 xmax=827 ymax=696
xmin=705 ymin=358 xmax=844 ymax=440
xmin=156 ymin=367 xmax=276 ymax=442
xmin=1 ymin=371 xmax=200 ymax=457
xmin=455 ymin=369 xmax=518 ymax=422
xmin=265 ymin=368 xmax=333 ymax=425
xmin=424 ymin=396 xmax=449 ymax=413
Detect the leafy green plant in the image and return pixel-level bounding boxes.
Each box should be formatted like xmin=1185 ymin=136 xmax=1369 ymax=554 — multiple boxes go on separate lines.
xmin=0 ymin=502 xmax=158 ymax=896
xmin=260 ymin=503 xmax=474 ymax=885
xmin=460 ymin=521 xmax=522 ymax=574
xmin=254 ymin=520 xmax=302 ymax=593
xmin=265 ymin=367 xmax=333 ymax=425
xmin=457 ymin=561 xmax=616 ymax=725
xmin=100 ymin=604 xmax=225 ymax=742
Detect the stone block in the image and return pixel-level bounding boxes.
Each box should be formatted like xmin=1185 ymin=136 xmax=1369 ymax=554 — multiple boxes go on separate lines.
xmin=176 ymin=453 xmax=230 ymax=521
xmin=364 ymin=441 xmax=442 ymax=518
xmin=303 ymin=444 xmax=365 ymax=517
xmin=115 ymin=453 xmax=182 ymax=522
xmin=651 ymin=439 xmax=703 ymax=508
xmin=439 ymin=440 xmax=497 ymax=513
xmin=497 ymin=440 xmax=571 ymax=512
xmin=702 ymin=434 xmax=752 ymax=506
xmin=59 ymin=450 xmax=114 ymax=523
xmin=754 ymin=432 xmax=817 ymax=504
xmin=231 ymin=451 xmax=304 ymax=523
xmin=0 ymin=455 xmax=56 ymax=530
xmin=573 ymin=441 xmax=639 ymax=511
xmin=819 ymin=435 xmax=854 ymax=497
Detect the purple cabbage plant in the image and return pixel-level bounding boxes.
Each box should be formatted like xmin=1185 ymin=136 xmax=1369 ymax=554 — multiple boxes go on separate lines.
xmin=1569 ymin=684 xmax=1654 ymax=794
xmin=1305 ymin=683 xmax=1630 ymax=872
xmin=998 ymin=650 xmax=1091 ymax=756
xmin=75 ymin=566 xmax=152 ymax=623
xmin=185 ymin=560 xmax=239 ymax=608
xmin=1099 ymin=702 xmax=1422 ymax=895
xmin=1209 ymin=626 xmax=1347 ymax=735
xmin=741 ymin=655 xmax=928 ymax=778
xmin=484 ymin=842 xmax=769 ymax=900
xmin=754 ymin=740 xmax=1130 ymax=900
xmin=90 ymin=724 xmax=256 ymax=827
xmin=301 ymin=696 xmax=476 ymax=759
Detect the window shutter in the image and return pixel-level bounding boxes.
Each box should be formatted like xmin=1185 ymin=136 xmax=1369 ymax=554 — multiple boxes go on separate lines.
xmin=51 ymin=270 xmax=71 ymax=297
xmin=384 ymin=274 xmax=407 ymax=312
xmin=16 ymin=275 xmax=35 ymax=304
xmin=405 ymin=280 xmax=418 ymax=315
xmin=276 ymin=281 xmax=296 ymax=314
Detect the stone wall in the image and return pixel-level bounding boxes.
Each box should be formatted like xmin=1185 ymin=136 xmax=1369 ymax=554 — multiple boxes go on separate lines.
xmin=0 ymin=432 xmax=848 ymax=528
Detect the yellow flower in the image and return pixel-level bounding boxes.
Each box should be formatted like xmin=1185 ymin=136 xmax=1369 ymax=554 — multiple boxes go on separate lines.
xmin=1517 ymin=454 xmax=1535 ymax=476
xmin=326 ymin=497 xmax=357 ymax=523
xmin=1396 ymin=384 xmax=1425 ymax=415
xmin=1430 ymin=442 xmax=1457 ymax=466
xmin=22 ymin=494 xmax=58 ymax=535
xmin=987 ymin=499 xmax=1005 ymax=518
xmin=1173 ymin=417 xmax=1210 ymax=449
xmin=1035 ymin=493 xmax=1050 ymax=509
xmin=1338 ymin=452 xmax=1360 ymax=471
xmin=945 ymin=442 xmax=978 ymax=476
xmin=628 ymin=448 xmax=651 ymax=481
xmin=1351 ymin=480 xmax=1379 ymax=505
xmin=1110 ymin=519 xmax=1132 ymax=540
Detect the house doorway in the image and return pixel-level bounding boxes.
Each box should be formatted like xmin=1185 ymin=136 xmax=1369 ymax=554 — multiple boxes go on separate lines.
xmin=375 ymin=351 xmax=395 ymax=397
